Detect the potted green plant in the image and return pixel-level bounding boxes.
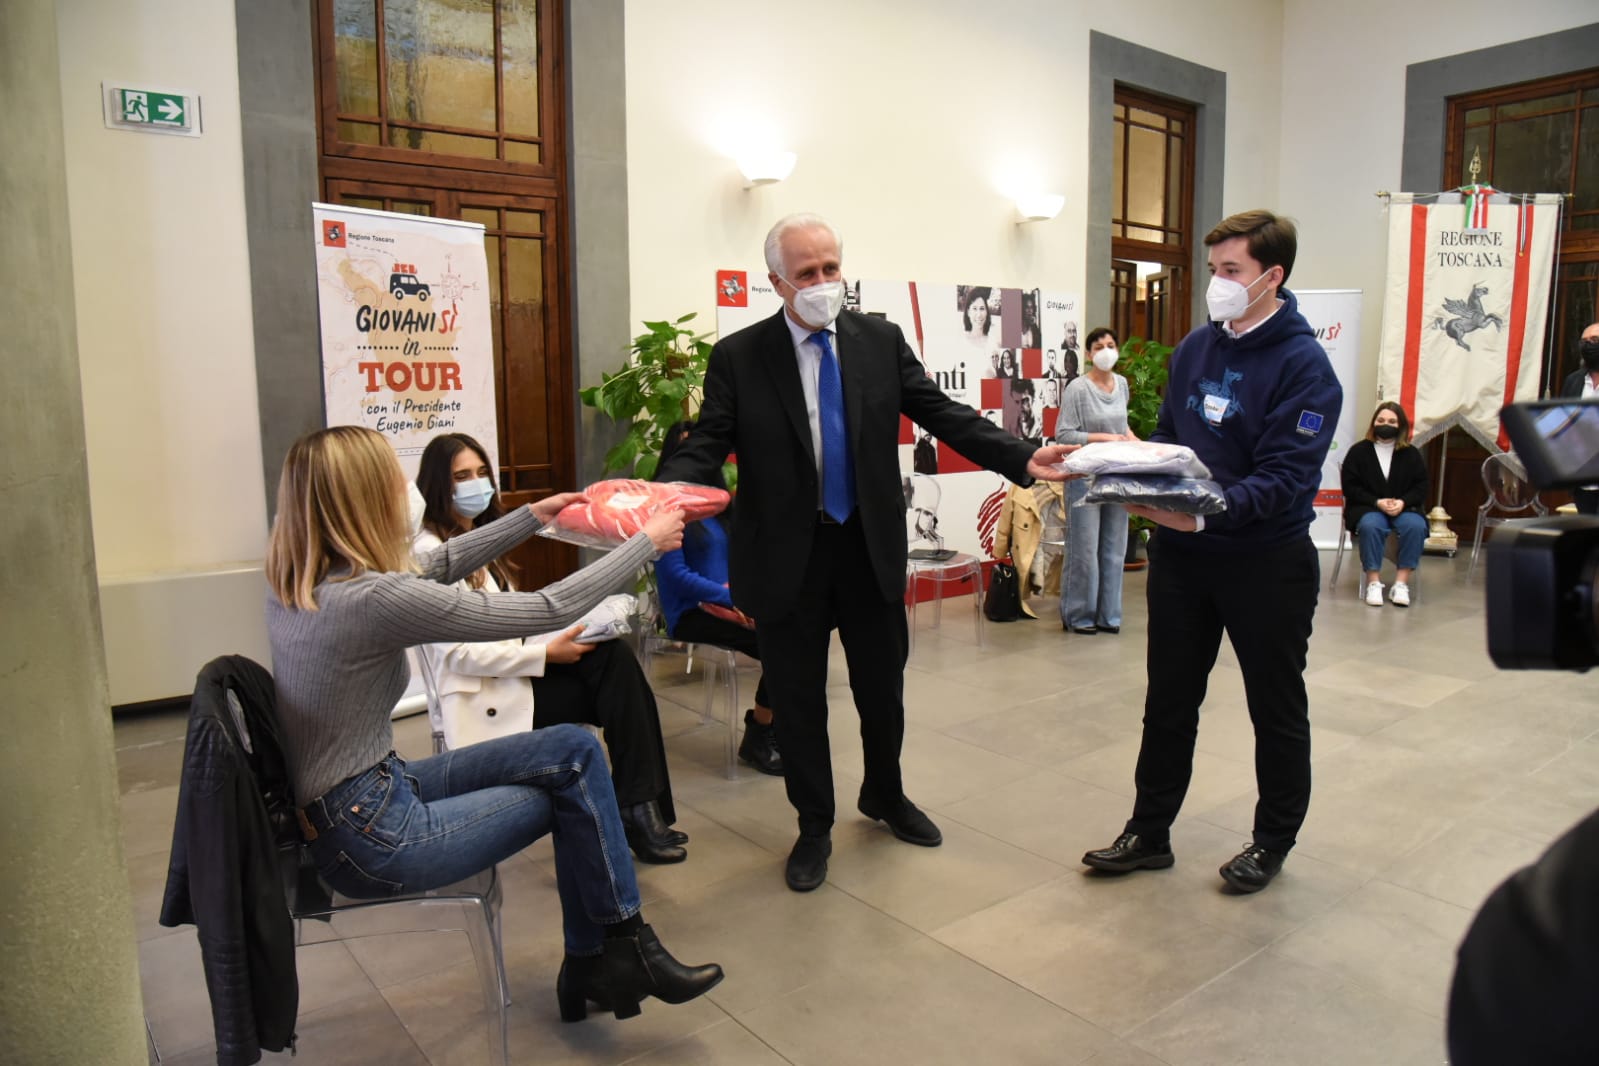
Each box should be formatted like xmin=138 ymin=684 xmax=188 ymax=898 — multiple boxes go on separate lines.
xmin=579 ymin=312 xmax=731 ymax=482
xmin=1116 ymin=335 xmax=1174 ymax=567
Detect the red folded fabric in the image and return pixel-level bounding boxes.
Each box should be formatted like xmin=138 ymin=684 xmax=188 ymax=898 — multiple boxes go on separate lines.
xmin=540 ymin=479 xmax=730 ymax=549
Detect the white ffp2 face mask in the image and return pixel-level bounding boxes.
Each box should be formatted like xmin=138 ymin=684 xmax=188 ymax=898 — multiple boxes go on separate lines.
xmin=783 ymin=278 xmax=845 ymax=329
xmin=1092 ymin=347 xmax=1119 ymax=372
xmin=1206 ymin=270 xmax=1274 ymax=322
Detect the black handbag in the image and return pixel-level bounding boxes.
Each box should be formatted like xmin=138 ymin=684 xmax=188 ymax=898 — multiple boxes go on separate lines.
xmin=983 ymin=560 xmax=1023 ymax=622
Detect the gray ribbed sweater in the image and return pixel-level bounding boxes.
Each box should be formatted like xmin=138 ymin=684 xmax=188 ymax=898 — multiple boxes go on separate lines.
xmin=267 ymin=505 xmax=655 ymax=804
xmin=1053 ymin=373 xmax=1130 ymax=446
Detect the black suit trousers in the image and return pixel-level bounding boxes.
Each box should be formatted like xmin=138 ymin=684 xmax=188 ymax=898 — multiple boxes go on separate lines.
xmin=1126 ymin=533 xmax=1319 ymax=852
xmin=755 ymin=514 xmax=909 ymax=837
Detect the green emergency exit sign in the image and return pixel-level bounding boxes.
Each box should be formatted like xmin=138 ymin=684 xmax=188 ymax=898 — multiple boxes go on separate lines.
xmin=102 ymin=83 xmax=201 ymax=137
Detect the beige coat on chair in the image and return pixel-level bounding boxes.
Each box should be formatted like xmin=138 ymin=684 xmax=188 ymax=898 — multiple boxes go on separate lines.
xmin=994 ymin=482 xmax=1065 ymax=617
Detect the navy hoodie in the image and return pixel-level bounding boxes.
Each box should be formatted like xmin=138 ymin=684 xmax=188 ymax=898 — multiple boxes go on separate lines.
xmin=1151 ymin=287 xmax=1342 ymax=551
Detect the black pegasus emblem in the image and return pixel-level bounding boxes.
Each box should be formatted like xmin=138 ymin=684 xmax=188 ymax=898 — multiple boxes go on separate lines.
xmin=1431 ymin=282 xmax=1504 ymax=351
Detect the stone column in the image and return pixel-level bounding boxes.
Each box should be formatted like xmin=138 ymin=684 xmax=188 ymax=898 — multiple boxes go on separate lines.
xmin=0 ymin=2 xmax=147 ymax=1062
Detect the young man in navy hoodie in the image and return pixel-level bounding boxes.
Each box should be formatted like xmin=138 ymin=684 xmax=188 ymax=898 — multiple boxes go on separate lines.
xmin=1082 ymin=210 xmax=1343 ymax=894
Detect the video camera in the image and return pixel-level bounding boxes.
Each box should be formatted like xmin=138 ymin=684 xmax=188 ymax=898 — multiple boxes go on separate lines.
xmin=1487 ymin=399 xmax=1599 ymax=671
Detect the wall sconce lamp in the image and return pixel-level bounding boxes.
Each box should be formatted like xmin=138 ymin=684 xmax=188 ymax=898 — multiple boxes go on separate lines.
xmin=1015 ymin=193 xmax=1065 ymax=223
xmin=738 ymin=150 xmax=797 ymax=188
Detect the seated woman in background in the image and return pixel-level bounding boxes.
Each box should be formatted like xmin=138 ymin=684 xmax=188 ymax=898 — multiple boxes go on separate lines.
xmin=652 ymin=421 xmax=782 ymax=776
xmin=1342 ymin=401 xmax=1429 ymax=607
xmin=265 ymin=426 xmax=721 ymax=1022
xmin=413 ymin=433 xmax=687 ymax=864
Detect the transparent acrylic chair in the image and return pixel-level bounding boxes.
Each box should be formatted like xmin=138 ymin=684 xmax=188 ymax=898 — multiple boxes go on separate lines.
xmin=1328 ymin=505 xmax=1422 ymax=600
xmin=1468 ymin=452 xmax=1547 ymax=581
xmin=635 ymin=565 xmax=742 ymax=779
xmin=903 ymin=473 xmax=985 ymax=653
xmin=167 ymin=657 xmax=511 ymax=1065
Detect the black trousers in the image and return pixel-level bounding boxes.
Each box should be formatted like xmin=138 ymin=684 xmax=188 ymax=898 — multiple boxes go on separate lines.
xmin=530 ymin=640 xmax=675 ymax=823
xmin=1125 ymin=532 xmax=1319 ymax=853
xmin=671 ymin=607 xmax=770 ymax=708
xmin=755 ymin=514 xmax=909 ymax=838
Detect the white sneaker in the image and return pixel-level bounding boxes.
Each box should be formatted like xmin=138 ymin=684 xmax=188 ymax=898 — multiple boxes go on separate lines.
xmin=1390 ymin=582 xmax=1411 ymax=607
xmin=1365 ymin=581 xmax=1385 ymax=607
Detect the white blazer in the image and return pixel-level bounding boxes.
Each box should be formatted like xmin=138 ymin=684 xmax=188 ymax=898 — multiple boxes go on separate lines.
xmin=413 ymin=530 xmax=543 ymax=749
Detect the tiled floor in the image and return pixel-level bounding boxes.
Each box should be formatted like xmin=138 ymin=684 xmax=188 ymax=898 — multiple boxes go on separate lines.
xmin=125 ymin=551 xmax=1599 ymax=1065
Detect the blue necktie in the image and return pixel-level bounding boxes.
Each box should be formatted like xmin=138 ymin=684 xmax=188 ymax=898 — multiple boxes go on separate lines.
xmin=814 ymin=330 xmax=856 ymax=522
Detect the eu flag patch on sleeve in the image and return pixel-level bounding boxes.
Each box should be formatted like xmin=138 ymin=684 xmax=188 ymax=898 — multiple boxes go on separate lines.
xmin=1296 ymin=410 xmax=1324 ymax=437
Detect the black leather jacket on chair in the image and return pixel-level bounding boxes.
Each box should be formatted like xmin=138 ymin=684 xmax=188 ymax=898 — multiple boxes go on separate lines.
xmin=159 ymin=655 xmax=298 ymax=1065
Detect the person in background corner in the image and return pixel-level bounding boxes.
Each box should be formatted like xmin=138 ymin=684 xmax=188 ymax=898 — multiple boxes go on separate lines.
xmin=1054 ymin=325 xmax=1135 ymax=635
xmin=1559 ymin=321 xmax=1599 ymax=515
xmin=653 ymin=420 xmax=782 ymax=776
xmin=1340 ymin=401 xmax=1429 ymax=607
xmin=411 ymin=432 xmax=687 ymax=864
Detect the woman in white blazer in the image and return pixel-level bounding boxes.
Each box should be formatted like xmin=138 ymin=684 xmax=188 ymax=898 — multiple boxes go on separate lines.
xmin=414 ymin=433 xmax=685 ymax=864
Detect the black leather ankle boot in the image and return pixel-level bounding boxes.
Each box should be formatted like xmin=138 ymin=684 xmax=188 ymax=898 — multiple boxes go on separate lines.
xmin=601 ymin=924 xmax=724 ymax=1019
xmin=555 ymin=952 xmax=610 ymax=1022
xmin=620 ymin=801 xmax=687 ymax=865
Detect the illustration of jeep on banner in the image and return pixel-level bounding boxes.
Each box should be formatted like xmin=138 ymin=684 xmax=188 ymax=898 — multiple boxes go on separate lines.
xmin=390 ymin=264 xmax=430 ymax=302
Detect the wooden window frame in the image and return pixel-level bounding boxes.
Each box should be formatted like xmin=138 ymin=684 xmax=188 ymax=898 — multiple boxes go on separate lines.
xmin=314 ymin=0 xmax=564 ymax=180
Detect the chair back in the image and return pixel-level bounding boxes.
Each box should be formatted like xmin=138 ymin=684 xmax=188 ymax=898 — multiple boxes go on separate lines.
xmin=906 ymin=472 xmax=945 ymax=552
xmin=408 ymin=645 xmax=448 ymax=752
xmin=1481 ymin=452 xmax=1542 ymax=513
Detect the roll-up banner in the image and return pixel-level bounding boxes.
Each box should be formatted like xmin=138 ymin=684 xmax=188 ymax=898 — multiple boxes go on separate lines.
xmin=312 ymin=203 xmax=499 ymax=478
xmin=1296 ymin=289 xmax=1364 ymax=549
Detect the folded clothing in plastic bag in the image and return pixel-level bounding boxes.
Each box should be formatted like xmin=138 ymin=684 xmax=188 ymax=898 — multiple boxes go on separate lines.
xmin=1081 ymin=474 xmax=1228 ymax=515
xmin=525 ymin=593 xmax=638 ymax=645
xmin=1057 ymin=440 xmax=1212 ymax=479
xmin=538 ymin=479 xmax=730 ymax=549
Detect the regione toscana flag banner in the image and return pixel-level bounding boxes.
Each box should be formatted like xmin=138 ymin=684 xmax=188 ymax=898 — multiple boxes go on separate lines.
xmin=1376 ymin=192 xmax=1561 ymax=450
xmin=312 ymin=203 xmax=499 ymax=479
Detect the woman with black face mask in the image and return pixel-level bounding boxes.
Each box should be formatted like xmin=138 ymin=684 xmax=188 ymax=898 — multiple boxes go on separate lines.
xmin=1340 ymin=401 xmax=1430 ymax=607
xmin=1559 ymin=325 xmax=1599 ymax=515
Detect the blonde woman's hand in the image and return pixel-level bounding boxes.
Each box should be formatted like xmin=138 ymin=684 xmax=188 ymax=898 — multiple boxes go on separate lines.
xmin=643 ymin=508 xmax=686 ymax=553
xmin=530 ymin=492 xmax=587 ymax=525
xmin=545 ymin=625 xmax=593 ymax=665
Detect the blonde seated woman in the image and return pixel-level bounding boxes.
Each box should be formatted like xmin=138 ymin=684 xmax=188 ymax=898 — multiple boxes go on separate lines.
xmin=264 ymin=426 xmax=721 ymax=1022
xmin=412 ymin=432 xmax=686 ymax=865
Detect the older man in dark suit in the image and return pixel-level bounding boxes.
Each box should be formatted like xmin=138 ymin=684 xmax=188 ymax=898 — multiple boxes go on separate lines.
xmin=658 ymin=213 xmax=1071 ymax=891
xmin=1560 ymin=321 xmax=1599 ymax=515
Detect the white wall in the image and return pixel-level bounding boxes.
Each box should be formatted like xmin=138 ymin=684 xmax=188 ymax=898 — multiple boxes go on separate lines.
xmin=56 ymin=0 xmax=266 ymax=579
xmin=624 ymin=0 xmax=1284 ymax=333
xmin=1278 ymin=0 xmax=1598 ymax=412
xmin=57 ymin=0 xmax=270 ymax=701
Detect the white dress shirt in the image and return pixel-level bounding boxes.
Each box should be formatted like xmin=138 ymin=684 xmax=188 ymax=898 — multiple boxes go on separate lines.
xmin=782 ymin=310 xmax=837 ymax=508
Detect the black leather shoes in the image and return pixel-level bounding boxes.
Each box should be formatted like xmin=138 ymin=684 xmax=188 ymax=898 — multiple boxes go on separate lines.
xmin=601 ymin=924 xmax=724 ymax=1019
xmin=1099 ymin=625 xmax=1121 ymax=634
xmin=1082 ymin=832 xmax=1175 ymax=872
xmin=620 ymin=801 xmax=687 ymax=865
xmin=785 ymin=833 xmax=832 ymax=892
xmin=1071 ymin=625 xmax=1099 ymax=635
xmin=738 ymin=710 xmax=784 ymax=776
xmin=556 ymin=952 xmax=611 ymax=1022
xmin=858 ymin=793 xmax=942 ymax=847
xmin=1219 ymin=844 xmax=1286 ymax=893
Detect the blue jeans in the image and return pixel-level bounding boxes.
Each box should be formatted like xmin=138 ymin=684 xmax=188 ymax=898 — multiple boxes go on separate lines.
xmin=1356 ymin=510 xmax=1427 ymax=573
xmin=1060 ymin=479 xmax=1128 ymax=629
xmin=301 ymin=724 xmax=640 ymax=956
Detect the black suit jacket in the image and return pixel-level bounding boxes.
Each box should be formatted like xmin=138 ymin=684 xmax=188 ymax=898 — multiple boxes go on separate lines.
xmin=1561 ymin=369 xmax=1595 ymax=399
xmin=1340 ymin=438 xmax=1429 ymax=531
xmin=658 ymin=308 xmax=1036 ymax=619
